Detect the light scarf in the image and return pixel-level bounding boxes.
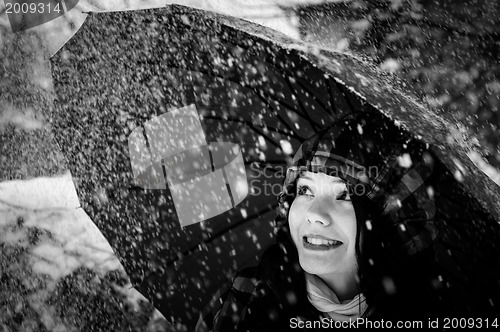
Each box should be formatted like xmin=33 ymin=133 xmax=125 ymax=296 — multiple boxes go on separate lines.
xmin=305 ymin=273 xmax=368 ymax=321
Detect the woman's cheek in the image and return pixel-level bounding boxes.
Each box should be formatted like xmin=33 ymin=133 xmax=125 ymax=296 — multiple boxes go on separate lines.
xmin=288 ymin=205 xmax=302 ymax=246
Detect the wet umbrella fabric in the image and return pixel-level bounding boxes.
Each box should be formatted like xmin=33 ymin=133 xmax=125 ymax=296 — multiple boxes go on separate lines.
xmin=49 ymin=5 xmax=500 ymax=328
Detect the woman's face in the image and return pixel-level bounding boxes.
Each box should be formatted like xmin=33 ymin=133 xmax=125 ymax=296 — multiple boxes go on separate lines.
xmin=289 ymin=171 xmax=358 ymax=280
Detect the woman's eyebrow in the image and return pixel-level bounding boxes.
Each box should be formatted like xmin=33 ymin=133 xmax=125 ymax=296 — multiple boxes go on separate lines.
xmin=298 ymin=172 xmax=345 ymax=184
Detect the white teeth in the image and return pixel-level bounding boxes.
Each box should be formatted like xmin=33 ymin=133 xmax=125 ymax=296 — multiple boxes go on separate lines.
xmin=305 ymin=237 xmax=338 ymax=246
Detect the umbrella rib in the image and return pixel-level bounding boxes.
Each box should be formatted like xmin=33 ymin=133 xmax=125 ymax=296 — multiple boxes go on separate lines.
xmin=295 ymin=80 xmax=334 ymax=120
xmin=326 ymin=77 xmax=339 ymax=117
xmin=250 ymin=87 xmax=320 ymax=131
xmin=252 ymin=90 xmax=303 ymax=137
xmin=206 ymin=113 xmax=293 ymax=157
xmin=198 ymin=112 xmax=297 ymax=157
xmin=164 ymin=64 xmax=314 ymax=138
xmin=282 ymin=67 xmax=334 ymax=119
xmin=333 ymin=79 xmax=357 ymax=114
xmin=201 ymin=114 xmax=302 ymax=140
xmin=282 ymin=75 xmax=321 ymax=133
xmin=249 ymin=123 xmax=294 ymax=159
xmin=274 ymin=113 xmax=299 ymax=137
xmin=244 ymin=160 xmax=289 ymax=166
xmin=208 ymin=40 xmax=322 ymax=129
xmin=162 ymin=204 xmax=278 ymax=267
xmin=220 ymin=36 xmax=325 ymax=121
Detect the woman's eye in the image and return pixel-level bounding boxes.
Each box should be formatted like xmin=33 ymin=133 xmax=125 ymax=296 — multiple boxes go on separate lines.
xmin=336 ymin=190 xmax=351 ymax=201
xmin=297 ymin=185 xmax=313 ymax=196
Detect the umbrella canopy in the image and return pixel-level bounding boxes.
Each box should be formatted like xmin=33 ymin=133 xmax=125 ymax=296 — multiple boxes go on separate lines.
xmin=49 ymin=4 xmax=500 ymax=328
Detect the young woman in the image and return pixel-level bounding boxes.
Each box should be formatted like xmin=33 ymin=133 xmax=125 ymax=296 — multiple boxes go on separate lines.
xmin=196 ymin=112 xmax=464 ymax=331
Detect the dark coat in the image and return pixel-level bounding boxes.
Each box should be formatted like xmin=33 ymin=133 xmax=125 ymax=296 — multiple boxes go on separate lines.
xmin=195 ymin=240 xmax=330 ymax=332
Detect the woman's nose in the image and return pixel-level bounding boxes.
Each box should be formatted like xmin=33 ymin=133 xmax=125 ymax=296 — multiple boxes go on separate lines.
xmin=305 ymin=195 xmax=332 ymax=226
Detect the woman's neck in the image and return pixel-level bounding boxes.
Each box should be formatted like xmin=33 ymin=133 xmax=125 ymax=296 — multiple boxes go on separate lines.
xmin=318 ymin=272 xmax=360 ymax=301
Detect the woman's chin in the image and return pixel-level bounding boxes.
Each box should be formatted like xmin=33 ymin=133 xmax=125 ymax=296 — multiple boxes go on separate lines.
xmin=299 ymin=256 xmax=336 ymax=276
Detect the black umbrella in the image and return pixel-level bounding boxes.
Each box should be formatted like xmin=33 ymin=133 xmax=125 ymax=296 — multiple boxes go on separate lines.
xmin=49 ymin=5 xmax=500 ymax=328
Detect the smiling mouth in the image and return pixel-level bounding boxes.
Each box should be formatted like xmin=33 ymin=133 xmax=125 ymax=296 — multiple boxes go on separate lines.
xmin=302 ymin=236 xmax=342 ymax=250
